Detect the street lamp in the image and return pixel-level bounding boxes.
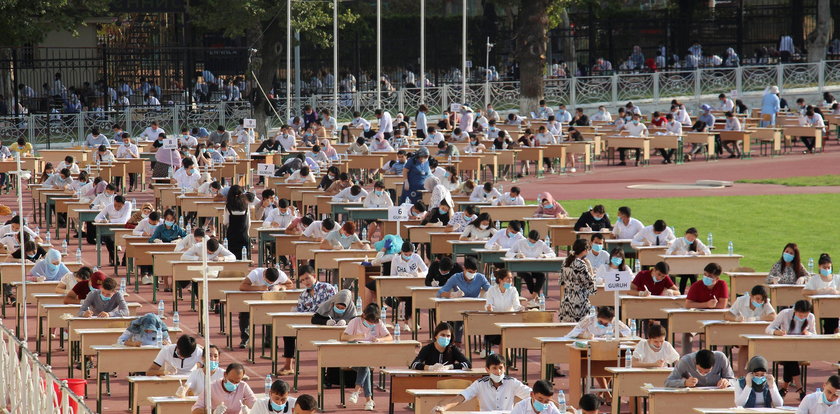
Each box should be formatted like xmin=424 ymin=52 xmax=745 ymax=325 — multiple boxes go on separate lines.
xmin=12 ymin=153 xmax=31 ymax=344
xmin=485 ymin=37 xmax=494 ymax=108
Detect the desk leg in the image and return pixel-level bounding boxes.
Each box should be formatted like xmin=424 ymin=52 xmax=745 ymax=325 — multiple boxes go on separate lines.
xmin=97 ymin=372 xmax=103 ymax=413
xmin=96 ymin=230 xmax=101 ymax=268
xmin=152 ymin=276 xmax=158 ymax=303
xmin=78 ymin=219 xmax=83 ymax=250
xmin=249 ymin=321 xmax=256 ymax=363
xmin=271 ymin=334 xmax=277 ymax=374
xmin=294 ymin=350 xmax=300 ymax=392
xmin=36 ymin=316 xmax=42 ymax=354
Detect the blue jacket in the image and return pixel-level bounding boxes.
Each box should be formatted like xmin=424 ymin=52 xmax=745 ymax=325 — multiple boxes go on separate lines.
xmin=149 ymin=224 xmax=187 ymax=243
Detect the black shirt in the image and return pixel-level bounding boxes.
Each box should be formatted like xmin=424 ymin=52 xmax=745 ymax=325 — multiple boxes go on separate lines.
xmin=12 ymin=246 xmax=47 ymax=262
xmin=573 ymin=211 xmax=613 ymax=231
xmin=426 ymin=262 xmax=463 ymax=287
xmin=256 ymin=139 xmax=282 ymax=153
xmin=421 ymin=208 xmax=450 ymax=226
xmin=409 ymin=342 xmax=471 ymax=370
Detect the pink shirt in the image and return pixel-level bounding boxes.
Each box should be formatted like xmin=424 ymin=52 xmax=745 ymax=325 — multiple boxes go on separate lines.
xmin=192 ymin=379 xmax=256 ymax=413
xmin=343 ymin=317 xmax=390 ymax=340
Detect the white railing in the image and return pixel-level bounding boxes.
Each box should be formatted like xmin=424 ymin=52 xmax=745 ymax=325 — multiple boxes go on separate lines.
xmin=0 ymin=322 xmax=93 ymax=413
xmin=5 ymin=61 xmax=840 ymax=145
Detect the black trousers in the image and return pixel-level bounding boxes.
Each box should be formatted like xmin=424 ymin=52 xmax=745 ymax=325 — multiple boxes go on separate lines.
xmin=820 ymin=317 xmax=839 ymax=334
xmin=801 ymin=137 xmax=815 ymax=152
xmin=239 ymin=312 xmax=273 ymax=346
xmin=619 ymin=148 xmax=640 ymax=162
xmin=678 ymin=274 xmax=696 ymax=294
xmin=365 ymin=280 xmax=411 ymax=319
xmin=780 ymin=361 xmax=801 ymax=383
xmin=658 ymin=149 xmax=674 ymax=162
xmin=520 ymin=272 xmax=546 ymax=295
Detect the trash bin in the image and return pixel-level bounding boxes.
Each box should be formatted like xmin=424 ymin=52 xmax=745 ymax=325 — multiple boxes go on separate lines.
xmin=54 ymin=378 xmax=86 ymax=413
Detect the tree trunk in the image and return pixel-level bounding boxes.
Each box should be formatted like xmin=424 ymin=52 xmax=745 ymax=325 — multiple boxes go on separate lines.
xmin=514 ymin=0 xmax=550 ymax=113
xmin=252 ymin=24 xmax=285 ymax=138
xmin=806 ymin=0 xmax=831 ymax=63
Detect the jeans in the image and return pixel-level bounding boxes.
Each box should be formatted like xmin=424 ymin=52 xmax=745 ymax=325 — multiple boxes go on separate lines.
xmin=353 ymin=367 xmax=372 ymax=397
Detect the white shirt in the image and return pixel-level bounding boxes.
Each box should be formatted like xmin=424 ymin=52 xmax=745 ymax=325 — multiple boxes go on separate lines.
xmin=185 ymin=367 xmax=224 ymax=397
xmin=459 ymin=376 xmax=532 ymax=411
xmin=632 ymin=339 xmax=680 ymax=365
xmin=728 ymin=295 xmax=775 ymax=320
xmin=332 ymin=187 xmax=368 ymax=202
xmin=276 ymin=134 xmax=296 ymax=151
xmin=666 ymin=237 xmax=711 ymax=255
xmin=0 ymin=224 xmax=37 ymax=240
xmin=470 ymin=187 xmax=503 ymax=203
xmin=153 ymin=344 xmax=204 ymax=375
xmin=797 ymin=391 xmax=840 ymax=413
xmin=724 ymin=117 xmax=742 ymax=131
xmin=56 ymin=161 xmax=80 ymax=175
xmin=180 ymin=243 xmax=235 ymax=261
xmin=264 ymin=208 xmax=297 ymax=229
xmin=623 ymin=122 xmax=648 ymax=137
xmin=173 ymin=168 xmax=201 ymax=190
xmin=534 ymin=132 xmax=556 ymax=145
xmin=378 ymin=111 xmax=393 ymax=133
xmin=461 ymin=225 xmax=496 ymax=241
xmin=664 ymin=121 xmax=682 ymax=135
xmin=246 ymin=267 xmax=290 ymax=287
xmin=94 ymin=202 xmax=132 ymax=224
xmin=498 ymin=193 xmax=525 ymax=206
xmin=250 ymin=396 xmax=298 ymax=414
xmin=485 ymin=285 xmax=521 ymax=312
xmin=390 ymin=253 xmax=428 ymax=276
xmin=718 ymin=98 xmax=735 ymax=112
xmin=115 ymin=142 xmax=139 ymax=158
xmin=416 ymin=112 xmax=428 ymax=132
xmin=178 ymin=134 xmax=198 ymax=148
xmin=612 ymin=217 xmax=644 ymax=239
xmin=351 ymin=117 xmax=371 ymax=132
xmin=505 ymin=239 xmax=555 ymax=258
xmin=631 ymin=225 xmax=676 ymax=247
xmin=510 ymin=398 xmax=562 ymax=414
xmin=302 ymin=221 xmax=331 ymax=239
xmin=766 ymin=308 xmax=817 ymax=335
xmin=585 ymin=249 xmax=610 ymax=269
xmin=132 ymin=218 xmax=159 ymax=236
xmin=420 ymin=132 xmax=444 ymax=146
xmin=484 ymin=230 xmax=524 ymax=250
xmin=363 ymin=190 xmax=393 ymax=208
xmin=91 ymin=193 xmax=115 ymax=209
xmin=140 ymin=126 xmax=165 ymax=141
xmin=805 ymin=274 xmax=840 ymax=291
xmin=566 ymin=315 xmax=631 ymax=338
xmin=591 ymin=111 xmax=612 ymax=122
xmin=284 ymin=170 xmax=316 ymax=184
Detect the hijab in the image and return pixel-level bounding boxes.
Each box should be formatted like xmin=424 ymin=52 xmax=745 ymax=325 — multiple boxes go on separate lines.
xmin=155 ymin=147 xmax=182 ymax=168
xmin=125 ymin=313 xmax=169 ymax=335
xmin=536 ymin=192 xmax=558 ymax=215
xmin=40 ymin=249 xmax=70 ymax=281
xmin=315 ymin=289 xmax=358 ymax=323
xmin=746 ymin=356 xmax=769 ymax=393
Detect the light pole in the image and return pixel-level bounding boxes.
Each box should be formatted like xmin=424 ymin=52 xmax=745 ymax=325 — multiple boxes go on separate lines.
xmin=485 ymin=36 xmax=494 ymax=108
xmin=461 ymin=0 xmax=467 ymax=105
xmin=376 ymin=0 xmax=382 ymax=108
xmin=286 ymin=0 xmax=292 ymax=122
xmin=333 ymin=0 xmax=338 ymax=120
xmin=420 ymin=0 xmax=425 ymax=104
xmin=13 ymin=153 xmax=30 ymax=344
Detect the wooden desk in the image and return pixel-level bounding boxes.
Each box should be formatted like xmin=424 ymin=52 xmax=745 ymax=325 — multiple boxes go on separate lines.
xmin=604 ymin=136 xmax=651 ymax=164
xmin=383 ymin=369 xmax=485 ymax=411
xmin=702 ymin=320 xmax=770 ymax=375
xmin=716 ymin=130 xmax=752 ymax=158
xmin=659 ymin=254 xmax=743 ymax=275
xmin=683 ymin=132 xmax=717 ymax=160
xmin=244 ymin=299 xmax=297 ymax=362
xmin=475 ymin=205 xmax=539 ymax=222
xmin=431 ymin=298 xmax=487 ymax=324
xmin=128 ymin=375 xmax=189 ymax=414
xmin=405 ymin=389 xmax=479 ymax=414
xmin=664 ymin=308 xmax=730 ymax=343
xmin=767 ymin=284 xmax=806 ymax=309
xmin=605 ymin=367 xmax=673 ymax=414
xmin=269 ymin=312 xmax=314 ymax=373
xmin=633 ymin=246 xmax=669 ymax=267
xmin=619 ymin=295 xmax=687 ymax=322
xmin=567 ymin=341 xmax=636 ymax=405
xmin=290 ymin=324 xmax=345 ymax=391
xmin=644 ymin=387 xmax=735 ymax=414
xmin=809 ymin=294 xmax=840 ymax=323
xmin=726 ymin=272 xmax=769 ymax=304
xmin=92 ymin=345 xmax=162 ymax=412
xmin=148 ymin=396 xmax=198 ymax=414
xmin=371 ymin=276 xmax=426 ymax=309
xmin=743 ymin=334 xmax=840 ymax=363
xmin=783 ymin=125 xmax=823 ymax=152
xmin=498 ymin=322 xmax=574 ymax=382
xmin=694 ymin=408 xmax=792 ymax=414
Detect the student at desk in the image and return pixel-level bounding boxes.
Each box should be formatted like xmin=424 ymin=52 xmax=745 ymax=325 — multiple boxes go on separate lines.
xmin=264 ymin=199 xmax=298 ymax=229
xmin=64 ymin=270 xmax=106 ymax=304
xmin=28 ymin=249 xmax=71 ymax=282
xmin=766 ymin=299 xmax=817 ymax=397
xmin=510 ymin=379 xmax=564 ymax=414
xmin=238 ymin=266 xmax=293 ymax=348
xmin=485 ymin=269 xmax=522 ymax=312
xmin=505 ymin=230 xmax=555 ymax=305
xmin=251 ymin=379 xmax=297 ymax=414
xmin=176 ymin=228 xmax=206 ymax=253
xmin=421 ymin=199 xmax=452 ymax=227
xmin=686 ymin=262 xmax=728 ymax=308
xmin=437 ymin=257 xmax=489 ymax=298
xmin=560 ymin=239 xmax=595 ymax=322
xmin=94 ymin=194 xmax=132 ymax=266
xmin=666 ymin=227 xmax=711 ymax=292
xmin=148 ymin=334 xmax=203 ymax=376
xmin=469 ymin=181 xmax=502 ymax=203
xmin=410 ymin=322 xmax=470 ymax=371
xmin=11 ymin=239 xmax=46 ymax=263
xmin=190 ymin=362 xmax=256 ymax=414
xmin=332 ymin=184 xmax=368 ymax=202
xmin=363 ymin=181 xmax=393 ymax=208
xmin=278 ymin=265 xmax=337 ymax=375
xmin=632 ymin=324 xmax=680 ymax=367
xmin=180 ymin=238 xmax=236 ymax=261
xmin=499 ymin=186 xmax=525 ymax=206
xmin=798 ymin=375 xmax=840 ymax=413
xmin=534 ymin=192 xmax=568 ymax=218
xmin=426 ymin=256 xmax=463 ymax=288
xmin=117 ymin=313 xmax=171 ymax=346
xmin=460 ymin=213 xmax=495 ymax=241
xmin=734 ymin=356 xmax=784 ymax=408
xmin=664 ymin=349 xmax=735 ymax=388
xmin=629 ymin=260 xmax=679 ymax=297
xmin=181 ymin=344 xmax=224 ymax=397
xmin=55 ymin=266 xmax=92 ymax=295
xmin=630 ymin=219 xmax=675 ymax=248
xmin=42 ymin=167 xmax=73 ymax=190
xmin=573 ymin=204 xmax=611 ymax=231
xmin=565 ymin=306 xmax=631 ymax=339
xmin=804 ymin=254 xmax=840 ymax=334
xmin=484 ymin=221 xmax=525 ymax=250
xmin=725 ymin=285 xmax=776 ymax=322
xmin=449 ymin=206 xmax=477 ymax=233
xmin=77 ymin=277 xmax=129 ymax=317
xmin=766 ymin=242 xmax=809 ymax=285
xmin=585 ymin=234 xmax=610 ymax=269
xmin=301 ymin=217 xmax=337 ymax=242
xmin=341 ymin=303 xmax=393 ymax=410
xmin=132 ymin=211 xmax=160 ymax=237
xmin=433 ymin=354 xmax=531 ymax=413
xmin=321 ymin=222 xmax=368 ymax=250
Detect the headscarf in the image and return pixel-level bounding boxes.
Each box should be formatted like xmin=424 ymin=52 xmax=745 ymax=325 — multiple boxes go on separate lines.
xmin=39 ymin=249 xmax=70 ymax=281
xmin=768 ymin=85 xmax=780 ymax=95
xmin=315 ymin=289 xmax=358 ymax=323
xmin=374 ymin=234 xmax=404 ymax=255
xmin=535 ymin=192 xmax=562 ymax=216
xmin=745 ymin=356 xmax=769 ymax=392
xmin=93 ymin=180 xmax=108 ymax=195
xmin=155 ymin=147 xmax=182 ymax=168
xmin=128 ymin=202 xmax=155 ymax=225
xmin=125 ymin=313 xmax=169 ymax=335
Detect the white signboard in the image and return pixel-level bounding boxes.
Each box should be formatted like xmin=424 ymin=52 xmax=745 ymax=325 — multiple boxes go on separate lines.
xmin=450 ymin=103 xmax=462 ymax=112
xmin=465 ymin=60 xmax=473 ymax=68
xmin=602 ymin=269 xmax=633 ymax=291
xmin=163 ymin=138 xmax=178 ymax=150
xmin=256 ymin=163 xmax=275 ymax=177
xmin=388 ymin=205 xmax=409 ymax=221
xmin=243 ymin=118 xmax=257 ymax=128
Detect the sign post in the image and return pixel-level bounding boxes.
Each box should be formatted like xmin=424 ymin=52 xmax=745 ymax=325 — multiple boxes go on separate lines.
xmin=162 ymin=138 xmax=178 ymax=150
xmin=243 ymin=118 xmax=257 ymax=187
xmin=388 ymin=205 xmax=409 ymax=236
xmin=602 ymin=267 xmax=633 ymax=338
xmin=256 ymin=163 xmax=275 ymax=178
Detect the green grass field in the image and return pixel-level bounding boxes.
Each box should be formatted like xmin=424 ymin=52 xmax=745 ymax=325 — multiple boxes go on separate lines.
xmin=736 ymin=175 xmax=840 ymax=187
xmin=555 ymin=193 xmax=840 ymax=273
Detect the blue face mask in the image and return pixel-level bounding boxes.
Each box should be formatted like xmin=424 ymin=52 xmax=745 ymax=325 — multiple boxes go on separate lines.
xmin=164 ymin=220 xmax=175 ymax=227
xmin=823 ymin=392 xmax=837 ymax=406
xmin=611 ymin=257 xmax=623 ymax=267
xmin=437 ymin=336 xmax=451 ymax=347
xmin=702 ymin=276 xmax=715 ymax=286
xmin=782 ymin=252 xmax=795 ymax=263
xmin=794 ymin=315 xmax=808 ymax=323
xmin=401 ymin=254 xmax=412 ymax=261
xmin=592 ymin=244 xmax=602 ymax=252
xmin=208 ymin=361 xmax=219 ymax=371
xmin=374 ymin=190 xmax=383 ymax=196
xmin=533 ymin=400 xmax=548 ymax=413
xmin=543 ymin=204 xmax=554 ymax=210
xmin=593 ymin=215 xmax=603 ymax=221
xmin=597 ymin=321 xmax=613 ymax=330
xmin=100 ymin=293 xmax=112 ymax=301
xmin=362 ymin=320 xmax=374 ymax=328
xmin=503 ymin=282 xmax=512 ymax=290
xmin=47 ymin=262 xmax=59 ymax=272
xmin=270 ymin=401 xmax=287 ymax=412
xmin=752 ymin=375 xmax=767 ymax=385
xmin=751 ymin=301 xmax=764 ymax=308
xmin=333 ymin=305 xmax=346 ymax=315
xmin=89 ymin=285 xmax=96 ymax=292
xmin=223 ymin=380 xmax=237 ymax=392
xmin=684 ymin=237 xmax=694 ymax=245
xmin=820 ymin=268 xmax=832 ymax=276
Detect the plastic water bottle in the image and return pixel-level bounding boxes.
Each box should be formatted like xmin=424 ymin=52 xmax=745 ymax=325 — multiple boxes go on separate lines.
xmin=728 ymin=241 xmax=734 ymax=255
xmin=589 ymin=305 xmax=597 ymax=318
xmin=186 ymin=223 xmax=192 ymax=234
xmin=808 ymin=258 xmax=815 ymax=274
xmin=158 ymin=300 xmax=165 ymax=317
xmin=223 ymin=238 xmax=229 ymax=249
xmin=155 ymin=329 xmax=163 ymax=347
xmin=629 ymin=319 xmax=637 ymax=337
xmin=241 ymin=246 xmax=248 ymax=260
xmin=34 ymin=225 xmax=40 ymax=235
xmin=172 ymin=311 xmax=180 ymax=329
xmin=119 ymin=279 xmax=126 ymax=296
xmin=61 ymin=240 xmax=68 ymax=255
xmin=557 ymin=390 xmax=566 ymax=412
xmin=625 ymin=349 xmax=633 ymax=367
xmin=707 ymin=232 xmax=713 ymax=247
xmin=355 ymin=296 xmax=362 ymax=311
xmin=75 ymin=248 xmax=82 ymax=263
xmin=634 ymin=258 xmax=641 ymax=273
xmin=265 ymin=374 xmax=273 ymax=394
xmin=495 ymin=221 xmax=501 ymax=230
xmin=178 ymin=216 xmax=184 ymax=228
xmin=538 ymin=293 xmax=546 ymax=311
xmin=45 ymin=232 xmax=51 ymax=244
xmin=380 ymin=305 xmax=387 ymax=321
xmin=394 ymin=322 xmax=401 ymax=343
xmin=131 ymin=198 xmax=137 ymax=208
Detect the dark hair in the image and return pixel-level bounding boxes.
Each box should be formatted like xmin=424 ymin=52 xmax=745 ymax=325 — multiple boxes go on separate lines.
xmin=647 ymin=324 xmax=666 ymax=339
xmin=532 ymin=379 xmax=554 ymax=396
xmin=527 ymin=230 xmax=540 ymax=241
xmin=321 ymin=218 xmax=336 ymax=231
xmin=590 ymin=233 xmax=604 ymax=242
xmin=485 ymin=353 xmax=505 ymax=368
xmin=433 ymin=322 xmax=453 ymax=339
xmin=592 ymin=204 xmax=605 ymax=214
xmin=270 ymin=379 xmax=290 ymax=395
xmin=750 ymin=285 xmax=768 ymax=301
xmin=494 ymin=268 xmax=511 ymax=284
xmin=176 ymin=335 xmax=198 ymax=357
xmin=579 ymin=394 xmax=602 ymax=411
xmin=780 ymin=243 xmax=807 ymax=277
xmin=74 ymin=266 xmax=93 ymax=280
xmin=149 ymin=211 xmax=161 ymax=221
xmin=194 ymin=228 xmax=205 ymax=238
xmin=596 ymin=306 xmax=614 ymax=320
xmin=206 ymin=238 xmax=220 ymax=252
xmin=225 ymin=362 xmax=245 ymax=374
xmin=208 ymin=344 xmax=219 ymax=353
xmin=819 ymin=253 xmax=832 ymax=266
xmin=413 ymin=201 xmax=427 ymax=213
xmin=695 ymin=349 xmax=714 ymax=369
xmin=565 ymin=239 xmax=589 ymax=267
xmin=401 ymin=241 xmax=414 ymax=253
xmin=653 ymin=220 xmax=667 ymax=232
xmin=463 ymin=257 xmax=478 ymax=271
xmin=363 ymin=303 xmax=380 ymax=323
xmin=703 ymin=262 xmax=722 ymax=276
xmin=469 ymin=212 xmax=491 ymax=229
xmin=609 ymin=248 xmax=626 ymax=271
xmin=827 ymin=375 xmax=840 ymax=389
xmin=653 ymin=261 xmax=670 ymax=275
xmin=225 ymin=185 xmax=247 ymax=212
xmin=438 ymin=256 xmax=454 ymax=273
xmin=298 ymin=264 xmax=314 ymax=276
xmin=265 ymin=268 xmax=280 ymax=283
xmin=295 ymin=394 xmax=317 ymax=410
xmin=790 ymin=300 xmax=813 ymax=333
xmin=508 ymin=221 xmax=521 ymax=232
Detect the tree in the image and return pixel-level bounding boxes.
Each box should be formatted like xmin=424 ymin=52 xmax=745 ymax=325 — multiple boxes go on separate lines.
xmin=806 ymin=0 xmax=831 ymax=63
xmin=192 ymin=0 xmax=358 ymax=136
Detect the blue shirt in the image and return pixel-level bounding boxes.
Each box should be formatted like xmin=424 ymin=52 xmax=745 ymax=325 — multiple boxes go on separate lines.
xmin=149 ymin=224 xmax=187 ymax=243
xmin=761 ymin=93 xmax=780 ymax=115
xmin=437 ymin=272 xmax=491 ymax=298
xmin=698 ymin=113 xmax=715 ymax=128
xmin=403 ymin=156 xmax=430 ymax=189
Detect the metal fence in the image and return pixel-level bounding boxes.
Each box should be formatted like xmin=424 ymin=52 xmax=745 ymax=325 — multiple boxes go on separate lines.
xmin=6 ymin=60 xmax=840 ymax=145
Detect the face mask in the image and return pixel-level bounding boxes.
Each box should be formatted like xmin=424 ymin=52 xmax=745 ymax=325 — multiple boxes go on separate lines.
xmin=362 ymin=320 xmax=374 ymax=328
xmin=47 ymin=262 xmax=59 ymax=272
xmin=593 ymin=215 xmax=603 ymax=221
xmin=374 ymin=190 xmax=383 ymax=196
xmin=270 ymin=401 xmax=287 ymax=412
xmin=751 ymin=301 xmax=764 ymax=308
xmin=328 ymin=174 xmax=336 ymax=180
xmin=702 ymin=276 xmax=715 ymax=286
xmin=89 ymin=285 xmax=96 ymax=292
xmin=479 ymin=224 xmax=489 ymax=230
xmin=632 ymin=120 xmax=640 ymax=125
xmin=100 ymin=293 xmax=112 ymax=301
xmin=794 ymin=315 xmax=808 ymax=323
xmin=543 ymin=204 xmax=553 ymax=209
xmin=611 ymin=257 xmax=623 ymax=267
xmin=503 ymin=282 xmax=512 ymax=290
xmin=507 ymin=231 xmax=515 ymax=238
xmin=489 ymin=373 xmax=504 ymax=383
xmin=782 ymin=252 xmax=795 ymax=263
xmin=401 ymin=254 xmax=412 ymax=261
xmin=533 ymin=400 xmax=548 ymax=413
xmin=597 ymin=321 xmax=613 ymax=330
xmin=333 ymin=305 xmax=346 ymax=315
xmin=592 ymin=244 xmax=602 ymax=252
xmin=752 ymin=375 xmax=767 ymax=385
xmin=223 ymin=380 xmax=237 ymax=392
xmin=822 ymin=392 xmax=837 ymax=406
xmin=820 ymin=268 xmax=832 ymax=276
xmin=464 ymin=272 xmax=475 ymax=280
xmin=440 ymin=208 xmax=449 ymax=215
xmin=123 ymin=142 xmax=130 ymax=146
xmin=208 ymin=361 xmax=219 ymax=371
xmin=164 ymin=220 xmax=175 ymax=227
xmin=191 ymin=169 xmax=198 ymax=175
xmin=685 ymin=237 xmax=694 ymax=245
xmin=437 ymin=336 xmax=451 ymax=347
xmin=141 ymin=213 xmax=149 ymax=219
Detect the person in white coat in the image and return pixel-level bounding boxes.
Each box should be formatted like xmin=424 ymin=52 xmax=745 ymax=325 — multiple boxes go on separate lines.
xmin=505 ymin=230 xmax=555 ymax=305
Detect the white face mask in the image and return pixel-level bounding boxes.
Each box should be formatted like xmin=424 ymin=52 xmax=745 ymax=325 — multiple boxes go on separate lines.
xmin=464 ymin=272 xmax=475 ymax=280
xmin=479 ymin=224 xmax=489 ymax=230
xmin=489 ymin=373 xmax=504 ymax=383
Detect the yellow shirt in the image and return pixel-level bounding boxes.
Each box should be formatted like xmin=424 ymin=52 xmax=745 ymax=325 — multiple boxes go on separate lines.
xmin=10 ymin=143 xmax=33 ymax=155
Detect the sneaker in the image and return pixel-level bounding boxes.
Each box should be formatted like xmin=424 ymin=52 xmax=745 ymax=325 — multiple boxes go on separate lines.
xmin=478 ymin=349 xmax=494 ymax=358
xmin=141 ymin=275 xmax=153 ymax=285
xmin=364 ymin=400 xmax=375 ymax=411
xmin=349 ymin=391 xmax=360 ymax=404
xmin=527 ymin=299 xmax=540 ymax=308
xmin=402 ymin=323 xmax=412 ymax=332
xmin=569 ymin=168 xmax=576 ymax=173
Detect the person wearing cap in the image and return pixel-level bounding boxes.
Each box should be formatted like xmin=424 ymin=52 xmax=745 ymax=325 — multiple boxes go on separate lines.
xmin=760 ymin=86 xmax=781 ymax=127
xmin=64 ymin=271 xmax=107 ymax=305
xmin=734 ymin=356 xmax=784 ymax=408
